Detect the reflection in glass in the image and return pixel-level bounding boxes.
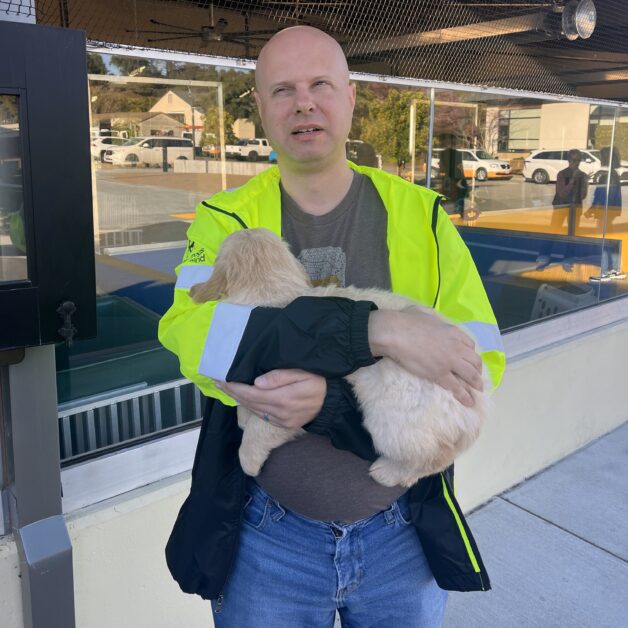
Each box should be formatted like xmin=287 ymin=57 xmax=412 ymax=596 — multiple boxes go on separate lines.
xmin=57 ymin=52 xmax=628 ymax=463
xmin=0 ymin=95 xmax=27 ymax=282
xmin=430 ymin=91 xmax=628 ymax=328
xmin=352 ymin=84 xmax=429 ymax=180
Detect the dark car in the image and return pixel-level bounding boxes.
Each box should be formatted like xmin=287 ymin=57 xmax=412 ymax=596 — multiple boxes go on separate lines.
xmin=346 ymin=140 xmax=378 ymax=167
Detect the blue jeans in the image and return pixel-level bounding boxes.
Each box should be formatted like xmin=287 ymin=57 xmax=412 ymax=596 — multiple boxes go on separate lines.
xmin=211 ymin=480 xmax=447 ymax=627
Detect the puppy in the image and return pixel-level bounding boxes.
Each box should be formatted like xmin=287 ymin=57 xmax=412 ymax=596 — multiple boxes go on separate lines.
xmin=191 ymin=228 xmax=488 ymax=487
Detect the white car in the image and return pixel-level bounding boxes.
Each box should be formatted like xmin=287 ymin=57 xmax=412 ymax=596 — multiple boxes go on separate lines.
xmin=523 ymin=149 xmax=628 ymax=184
xmin=225 ymin=138 xmax=273 ymax=162
xmin=429 ymin=148 xmax=512 ymax=181
xmin=103 ymin=136 xmax=194 ymax=167
xmin=90 ymin=136 xmax=126 ymax=162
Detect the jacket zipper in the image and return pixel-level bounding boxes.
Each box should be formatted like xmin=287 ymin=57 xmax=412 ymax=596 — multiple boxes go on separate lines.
xmin=201 ymin=201 xmax=249 ymax=229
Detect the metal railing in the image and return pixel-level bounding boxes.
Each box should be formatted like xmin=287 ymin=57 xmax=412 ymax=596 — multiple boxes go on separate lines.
xmin=58 ymin=378 xmax=203 ymax=462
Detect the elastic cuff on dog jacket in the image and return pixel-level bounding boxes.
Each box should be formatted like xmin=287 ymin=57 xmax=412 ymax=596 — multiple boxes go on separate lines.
xmin=350 ymin=300 xmax=380 ymax=368
xmin=308 ymin=378 xmax=356 ymax=431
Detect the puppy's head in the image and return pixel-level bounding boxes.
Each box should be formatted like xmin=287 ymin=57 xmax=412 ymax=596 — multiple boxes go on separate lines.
xmin=190 ymin=228 xmax=311 ymax=305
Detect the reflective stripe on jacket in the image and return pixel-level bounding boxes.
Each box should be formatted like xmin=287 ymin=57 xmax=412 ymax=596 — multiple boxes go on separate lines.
xmin=159 ymin=162 xmax=506 ymax=598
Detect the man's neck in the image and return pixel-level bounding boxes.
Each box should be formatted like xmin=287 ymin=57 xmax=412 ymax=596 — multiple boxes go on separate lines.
xmin=280 ymin=162 xmax=355 ymax=216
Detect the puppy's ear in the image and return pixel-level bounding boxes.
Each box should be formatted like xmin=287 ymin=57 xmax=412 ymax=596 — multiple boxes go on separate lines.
xmin=189 ymin=265 xmax=229 ymax=303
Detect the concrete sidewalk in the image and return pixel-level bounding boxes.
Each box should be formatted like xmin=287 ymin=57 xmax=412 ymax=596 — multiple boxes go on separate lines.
xmin=444 ymin=421 xmax=628 ymax=628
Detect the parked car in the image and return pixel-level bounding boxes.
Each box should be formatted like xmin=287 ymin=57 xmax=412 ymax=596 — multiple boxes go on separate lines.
xmin=201 ymin=144 xmax=221 ymax=158
xmin=523 ymin=149 xmax=628 ymax=184
xmin=457 ymin=148 xmax=511 ymax=181
xmin=104 ymin=136 xmax=194 ymax=167
xmin=225 ymin=138 xmax=273 ymax=161
xmin=428 ymin=148 xmax=512 ymax=181
xmin=346 ymin=139 xmax=378 ymax=167
xmin=269 ymin=149 xmax=277 ymax=164
xmin=90 ymin=136 xmax=126 ymax=162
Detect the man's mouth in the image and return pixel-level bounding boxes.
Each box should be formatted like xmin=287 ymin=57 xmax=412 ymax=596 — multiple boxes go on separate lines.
xmin=291 ymin=127 xmax=322 ymax=135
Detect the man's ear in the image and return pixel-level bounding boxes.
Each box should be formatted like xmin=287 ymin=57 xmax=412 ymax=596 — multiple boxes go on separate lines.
xmin=348 ymin=81 xmax=357 ymax=109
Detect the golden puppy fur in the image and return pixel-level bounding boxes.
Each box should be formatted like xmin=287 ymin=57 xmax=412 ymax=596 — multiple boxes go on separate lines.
xmin=191 ymin=228 xmax=488 ymax=487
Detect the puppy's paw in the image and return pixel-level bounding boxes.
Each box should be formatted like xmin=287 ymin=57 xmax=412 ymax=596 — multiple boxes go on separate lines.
xmin=369 ymin=457 xmax=417 ymax=488
xmin=239 ymin=450 xmax=265 ymax=477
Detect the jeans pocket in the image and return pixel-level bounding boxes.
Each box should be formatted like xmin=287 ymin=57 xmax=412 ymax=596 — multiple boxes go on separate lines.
xmin=392 ymin=498 xmax=413 ymax=527
xmin=242 ymin=493 xmax=269 ymax=530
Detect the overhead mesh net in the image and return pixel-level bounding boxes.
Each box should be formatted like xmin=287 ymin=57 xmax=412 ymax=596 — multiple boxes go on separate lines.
xmin=8 ymin=0 xmax=627 ymax=100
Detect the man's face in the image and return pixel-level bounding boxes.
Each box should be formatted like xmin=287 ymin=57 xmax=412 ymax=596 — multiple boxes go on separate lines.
xmin=255 ymin=29 xmax=356 ymax=171
xmin=568 ymin=154 xmax=581 ymax=170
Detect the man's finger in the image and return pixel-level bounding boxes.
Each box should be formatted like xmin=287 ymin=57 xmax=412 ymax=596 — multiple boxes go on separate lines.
xmin=219 ymin=381 xmax=265 ymax=405
xmin=453 ymin=360 xmax=484 ymax=392
xmin=459 ymin=332 xmax=477 ymax=350
xmin=438 ymin=374 xmax=474 ymax=407
xmin=454 ymin=381 xmax=474 ymax=407
xmin=462 ymin=352 xmax=483 ymax=373
xmin=254 ymin=369 xmax=311 ymax=389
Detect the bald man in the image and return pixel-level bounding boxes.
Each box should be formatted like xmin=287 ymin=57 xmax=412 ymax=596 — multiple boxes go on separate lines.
xmin=160 ymin=25 xmax=504 ymax=627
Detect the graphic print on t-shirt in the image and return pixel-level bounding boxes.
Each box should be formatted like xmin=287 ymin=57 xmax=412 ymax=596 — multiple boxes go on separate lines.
xmin=298 ymin=246 xmax=346 ymax=287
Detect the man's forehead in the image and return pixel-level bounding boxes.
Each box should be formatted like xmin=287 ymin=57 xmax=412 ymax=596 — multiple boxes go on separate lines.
xmin=256 ymin=27 xmax=348 ymax=86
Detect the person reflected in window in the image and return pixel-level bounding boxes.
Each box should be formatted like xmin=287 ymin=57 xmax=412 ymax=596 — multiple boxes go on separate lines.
xmin=437 ymin=134 xmax=468 ymax=218
xmin=553 ymin=148 xmax=589 ymax=242
xmin=537 ymin=148 xmax=588 ymax=271
xmin=586 ymin=146 xmax=625 ymax=281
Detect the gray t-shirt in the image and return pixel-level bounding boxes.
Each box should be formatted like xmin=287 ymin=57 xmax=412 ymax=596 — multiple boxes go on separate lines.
xmin=255 ymin=173 xmax=407 ymax=523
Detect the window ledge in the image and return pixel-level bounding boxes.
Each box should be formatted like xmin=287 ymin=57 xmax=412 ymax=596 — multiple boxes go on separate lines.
xmin=504 ymin=296 xmax=628 ymax=361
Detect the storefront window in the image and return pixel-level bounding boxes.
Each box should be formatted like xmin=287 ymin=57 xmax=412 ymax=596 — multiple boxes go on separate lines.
xmin=56 ymin=52 xmax=628 ymax=464
xmin=0 ymin=95 xmax=27 ymax=282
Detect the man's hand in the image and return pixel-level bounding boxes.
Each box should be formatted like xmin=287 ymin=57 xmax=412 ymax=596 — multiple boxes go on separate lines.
xmin=368 ymin=309 xmax=484 ymax=407
xmin=216 ymin=369 xmax=327 ymax=429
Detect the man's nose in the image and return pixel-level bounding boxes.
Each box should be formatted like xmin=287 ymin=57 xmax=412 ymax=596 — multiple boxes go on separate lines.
xmin=294 ymin=89 xmax=315 ymax=114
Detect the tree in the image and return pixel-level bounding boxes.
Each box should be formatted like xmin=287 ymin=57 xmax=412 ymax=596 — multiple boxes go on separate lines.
xmin=350 ymin=83 xmax=377 ymax=140
xmin=361 ymin=88 xmax=430 ymax=174
xmin=109 ymin=55 xmax=164 ymax=79
xmin=87 ymin=53 xmax=107 ymax=76
xmin=201 ymin=105 xmax=236 ymax=147
xmin=0 ymin=95 xmax=18 ymax=125
xmin=88 ymin=83 xmax=159 ymax=114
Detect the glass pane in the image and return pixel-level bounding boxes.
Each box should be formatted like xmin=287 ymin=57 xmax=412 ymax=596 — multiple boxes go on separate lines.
xmin=430 ymin=90 xmax=617 ymax=330
xmin=0 ymin=95 xmax=27 ymax=282
xmin=57 ymin=54 xmax=266 ymax=461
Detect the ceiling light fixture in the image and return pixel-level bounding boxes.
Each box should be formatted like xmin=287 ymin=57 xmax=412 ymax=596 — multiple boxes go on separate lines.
xmin=562 ymin=0 xmax=597 ymax=41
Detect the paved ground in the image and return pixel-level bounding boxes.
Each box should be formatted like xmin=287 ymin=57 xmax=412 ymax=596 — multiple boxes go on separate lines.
xmin=444 ymin=421 xmax=628 ymax=628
